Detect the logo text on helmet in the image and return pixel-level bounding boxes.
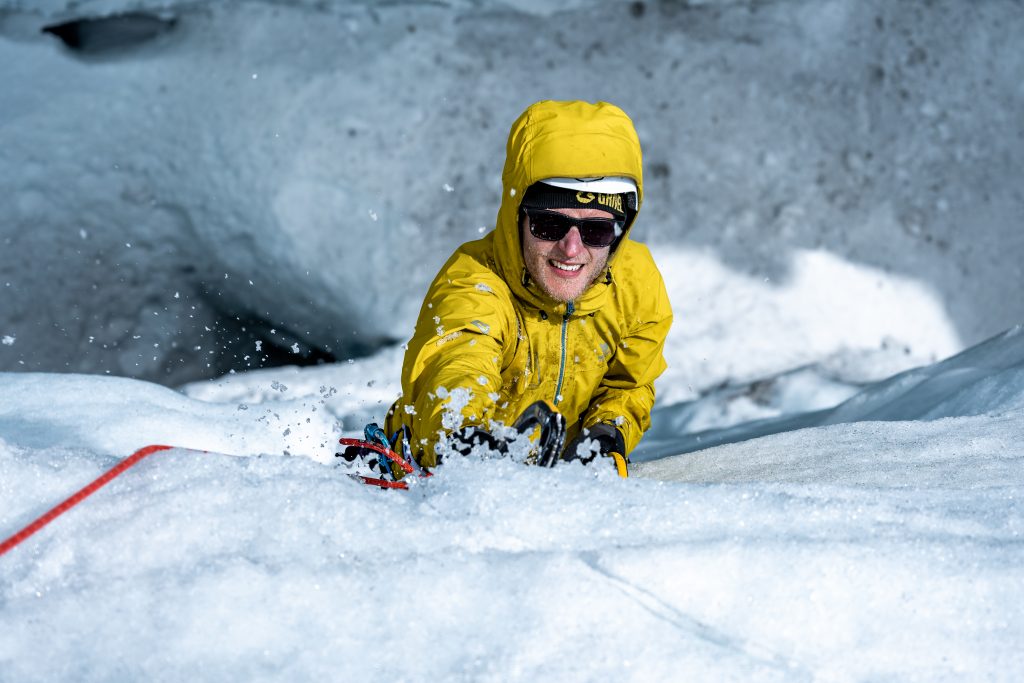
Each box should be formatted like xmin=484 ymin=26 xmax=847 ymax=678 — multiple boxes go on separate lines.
xmin=574 ymin=191 xmax=623 ymax=213
xmin=597 ymin=193 xmax=623 ymax=212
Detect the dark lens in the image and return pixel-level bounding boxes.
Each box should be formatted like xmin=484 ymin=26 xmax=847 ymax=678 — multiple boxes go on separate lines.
xmin=527 ymin=211 xmax=573 ymax=242
xmin=577 ymin=219 xmax=620 ymax=247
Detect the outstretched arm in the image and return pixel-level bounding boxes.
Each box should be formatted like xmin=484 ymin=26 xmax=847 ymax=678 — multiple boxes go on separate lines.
xmin=387 ymin=264 xmax=517 ymax=467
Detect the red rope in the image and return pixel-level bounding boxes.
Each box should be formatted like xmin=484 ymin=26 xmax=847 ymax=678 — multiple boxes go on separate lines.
xmin=2 ymin=438 xmax=426 ymax=559
xmin=0 ymin=444 xmax=173 ymax=558
xmin=349 ymin=474 xmax=409 ymax=490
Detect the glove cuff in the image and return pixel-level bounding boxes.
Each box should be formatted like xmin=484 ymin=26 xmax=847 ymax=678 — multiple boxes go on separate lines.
xmin=564 ymin=422 xmax=626 ymax=463
xmin=586 ymin=422 xmax=625 ymax=456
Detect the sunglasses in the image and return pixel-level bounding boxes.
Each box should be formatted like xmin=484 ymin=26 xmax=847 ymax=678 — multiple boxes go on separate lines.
xmin=523 ymin=209 xmax=623 ymax=248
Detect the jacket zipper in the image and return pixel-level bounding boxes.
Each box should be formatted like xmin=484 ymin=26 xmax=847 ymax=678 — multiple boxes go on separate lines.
xmin=554 ymin=302 xmax=574 ymax=405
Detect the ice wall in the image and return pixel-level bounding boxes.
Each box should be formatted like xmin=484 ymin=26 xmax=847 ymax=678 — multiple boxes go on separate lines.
xmin=1 ymin=0 xmax=1021 ymax=384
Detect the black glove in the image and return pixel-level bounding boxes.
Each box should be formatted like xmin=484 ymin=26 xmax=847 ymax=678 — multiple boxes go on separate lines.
xmin=337 ymin=444 xmax=389 ymax=475
xmin=562 ymin=423 xmax=625 ymax=464
xmin=449 ymin=426 xmax=506 ymax=456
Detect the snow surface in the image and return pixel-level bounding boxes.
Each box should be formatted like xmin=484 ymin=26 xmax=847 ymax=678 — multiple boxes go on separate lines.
xmin=3 ymin=327 xmax=1024 ymax=680
xmin=635 ymin=324 xmax=1024 ymax=462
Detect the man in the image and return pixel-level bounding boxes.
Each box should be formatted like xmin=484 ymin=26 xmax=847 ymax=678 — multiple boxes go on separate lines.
xmin=382 ymin=100 xmax=672 ymax=476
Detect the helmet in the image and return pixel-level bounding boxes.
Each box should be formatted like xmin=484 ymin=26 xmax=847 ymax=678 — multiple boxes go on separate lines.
xmin=540 ymin=176 xmax=638 ymax=197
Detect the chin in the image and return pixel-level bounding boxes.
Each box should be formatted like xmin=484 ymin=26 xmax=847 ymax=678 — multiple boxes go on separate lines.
xmin=540 ymin=280 xmax=587 ymax=303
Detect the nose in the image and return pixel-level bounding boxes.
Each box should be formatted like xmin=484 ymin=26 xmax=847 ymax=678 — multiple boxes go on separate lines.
xmin=557 ymin=226 xmax=586 ymax=256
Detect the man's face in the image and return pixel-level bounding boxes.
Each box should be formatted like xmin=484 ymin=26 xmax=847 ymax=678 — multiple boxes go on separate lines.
xmin=520 ymin=207 xmax=613 ymax=303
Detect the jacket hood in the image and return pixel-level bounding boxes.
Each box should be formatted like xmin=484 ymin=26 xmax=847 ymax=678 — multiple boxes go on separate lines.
xmin=493 ymin=100 xmax=645 ymax=316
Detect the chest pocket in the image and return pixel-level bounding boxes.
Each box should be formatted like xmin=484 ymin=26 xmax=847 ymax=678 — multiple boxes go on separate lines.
xmin=498 ymin=311 xmax=565 ymax=402
xmin=498 ymin=310 xmax=533 ymax=397
xmin=564 ymin=314 xmax=615 ymax=407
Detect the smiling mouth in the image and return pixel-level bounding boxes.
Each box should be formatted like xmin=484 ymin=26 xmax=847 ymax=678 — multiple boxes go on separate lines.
xmin=550 ymin=260 xmax=583 ymax=272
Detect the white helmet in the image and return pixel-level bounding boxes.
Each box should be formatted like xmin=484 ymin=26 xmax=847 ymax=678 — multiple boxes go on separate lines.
xmin=540 ymin=176 xmax=638 ymax=197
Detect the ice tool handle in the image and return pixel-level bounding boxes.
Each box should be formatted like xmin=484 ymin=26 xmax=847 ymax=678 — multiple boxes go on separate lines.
xmin=512 ymin=400 xmax=566 ymax=468
xmin=364 ymin=423 xmax=397 ymax=470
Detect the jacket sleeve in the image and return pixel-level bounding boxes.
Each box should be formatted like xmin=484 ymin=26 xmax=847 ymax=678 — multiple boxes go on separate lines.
xmin=392 ymin=264 xmax=516 ymax=467
xmin=581 ymin=263 xmax=672 ymax=455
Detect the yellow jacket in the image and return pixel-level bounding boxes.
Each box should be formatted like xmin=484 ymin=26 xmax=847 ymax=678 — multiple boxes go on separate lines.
xmin=384 ymin=100 xmax=672 ymax=467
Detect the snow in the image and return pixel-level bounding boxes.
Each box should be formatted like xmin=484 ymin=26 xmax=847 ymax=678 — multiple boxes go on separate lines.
xmin=654 ymin=246 xmax=961 ymax=405
xmin=3 ymin=328 xmax=1024 ymax=680
xmin=2 ymin=0 xmax=1024 ymax=679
